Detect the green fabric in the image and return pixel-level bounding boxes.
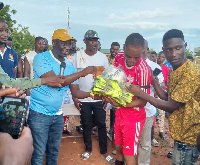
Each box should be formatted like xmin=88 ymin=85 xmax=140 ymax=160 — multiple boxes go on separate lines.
xmin=0 ymin=66 xmax=41 ymax=90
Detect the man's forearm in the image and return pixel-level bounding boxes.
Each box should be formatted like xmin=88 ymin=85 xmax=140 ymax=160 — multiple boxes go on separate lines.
xmin=71 ymin=90 xmax=90 ymax=99
xmin=63 ymin=72 xmax=83 ymax=86
xmin=138 ymin=91 xmax=176 ymax=113
xmin=125 ymin=98 xmax=147 ymax=108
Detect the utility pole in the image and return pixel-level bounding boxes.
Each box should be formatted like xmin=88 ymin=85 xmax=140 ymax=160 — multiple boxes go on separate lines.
xmin=67 ymin=7 xmax=71 ymax=34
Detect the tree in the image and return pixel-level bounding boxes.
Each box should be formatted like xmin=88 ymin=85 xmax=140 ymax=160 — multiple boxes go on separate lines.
xmin=0 ymin=4 xmax=35 ymax=54
xmin=149 ymin=49 xmax=157 ymax=53
xmin=11 ymin=25 xmax=35 ymax=55
xmin=0 ymin=4 xmax=16 ymax=32
xmin=195 ymin=51 xmax=200 ymax=57
xmin=185 ymin=49 xmax=193 ymax=57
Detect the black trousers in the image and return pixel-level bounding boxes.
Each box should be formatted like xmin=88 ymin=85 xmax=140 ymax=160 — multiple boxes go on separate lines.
xmin=80 ymin=101 xmax=107 ymax=154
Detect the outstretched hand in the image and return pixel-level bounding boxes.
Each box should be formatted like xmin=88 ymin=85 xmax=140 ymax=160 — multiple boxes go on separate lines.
xmin=104 ymin=96 xmax=122 ymax=108
xmin=81 ymin=66 xmax=97 ymax=77
xmin=42 ymin=75 xmax=65 ymax=88
xmin=0 ymin=86 xmax=17 ymax=97
xmin=0 ymin=85 xmax=26 ymax=98
xmin=125 ymin=84 xmax=143 ymax=97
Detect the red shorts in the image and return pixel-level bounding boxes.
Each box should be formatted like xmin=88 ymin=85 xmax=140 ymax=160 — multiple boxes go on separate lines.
xmin=114 ymin=116 xmax=145 ymax=156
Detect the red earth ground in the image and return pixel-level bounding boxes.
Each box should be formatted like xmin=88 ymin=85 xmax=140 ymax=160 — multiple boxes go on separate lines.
xmin=44 ymin=111 xmax=200 ymax=165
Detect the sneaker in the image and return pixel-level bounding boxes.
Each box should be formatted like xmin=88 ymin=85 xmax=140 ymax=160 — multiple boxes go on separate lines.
xmin=152 ymin=138 xmax=159 ymax=147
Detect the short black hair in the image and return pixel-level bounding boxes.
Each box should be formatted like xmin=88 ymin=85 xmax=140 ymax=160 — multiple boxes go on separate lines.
xmin=111 ymin=42 xmax=120 ymax=48
xmin=158 ymin=51 xmax=164 ymax=56
xmin=125 ymin=33 xmax=144 ymax=48
xmin=35 ymin=36 xmax=44 ymax=43
xmin=98 ymin=40 xmax=101 ymax=45
xmin=8 ymin=37 xmax=12 ymax=41
xmin=151 ymin=51 xmax=157 ymax=56
xmin=162 ymin=29 xmax=184 ymax=43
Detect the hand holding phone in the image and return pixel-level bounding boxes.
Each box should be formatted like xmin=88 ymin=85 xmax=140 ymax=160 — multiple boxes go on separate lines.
xmin=153 ymin=68 xmax=162 ymax=76
xmin=0 ymin=96 xmax=29 ymax=139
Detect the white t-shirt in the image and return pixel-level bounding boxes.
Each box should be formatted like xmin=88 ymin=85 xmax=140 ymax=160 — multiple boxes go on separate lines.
xmin=145 ymin=58 xmax=164 ymax=117
xmin=73 ymin=49 xmax=109 ymax=102
xmin=25 ymin=51 xmax=37 ymax=79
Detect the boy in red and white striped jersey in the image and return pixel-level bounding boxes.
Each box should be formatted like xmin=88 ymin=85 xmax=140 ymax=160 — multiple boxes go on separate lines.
xmin=107 ymin=33 xmax=152 ymax=165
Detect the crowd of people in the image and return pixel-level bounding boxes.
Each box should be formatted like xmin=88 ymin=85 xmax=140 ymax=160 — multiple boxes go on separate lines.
xmin=0 ymin=9 xmax=199 ymax=165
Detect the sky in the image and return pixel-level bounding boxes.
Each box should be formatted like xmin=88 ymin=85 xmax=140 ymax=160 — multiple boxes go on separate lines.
xmin=5 ymin=0 xmax=200 ymax=52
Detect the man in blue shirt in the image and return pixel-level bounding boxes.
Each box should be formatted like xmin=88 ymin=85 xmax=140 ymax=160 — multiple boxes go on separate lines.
xmin=28 ymin=29 xmax=96 ymax=165
xmin=0 ymin=19 xmax=18 ymax=78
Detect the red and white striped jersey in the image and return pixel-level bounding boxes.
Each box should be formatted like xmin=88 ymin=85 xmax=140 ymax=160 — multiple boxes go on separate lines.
xmin=114 ymin=55 xmax=152 ymax=121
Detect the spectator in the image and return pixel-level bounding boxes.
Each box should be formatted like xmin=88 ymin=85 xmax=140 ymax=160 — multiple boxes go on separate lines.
xmin=186 ymin=56 xmax=194 ymax=62
xmin=6 ymin=37 xmax=12 ymax=48
xmin=108 ymin=42 xmax=120 ymax=66
xmin=150 ymin=51 xmax=157 ymax=63
xmin=24 ymin=36 xmax=44 ymax=79
xmin=97 ymin=40 xmax=101 ymax=51
xmin=0 ymin=19 xmax=18 ymax=78
xmin=157 ymin=51 xmax=170 ymax=140
xmin=43 ymin=38 xmax=49 ymax=52
xmin=137 ymin=40 xmax=164 ymax=165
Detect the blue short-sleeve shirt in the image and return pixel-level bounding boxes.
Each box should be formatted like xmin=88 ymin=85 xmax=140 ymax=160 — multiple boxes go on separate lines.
xmin=0 ymin=45 xmax=18 ymax=78
xmin=30 ymin=51 xmax=78 ymax=115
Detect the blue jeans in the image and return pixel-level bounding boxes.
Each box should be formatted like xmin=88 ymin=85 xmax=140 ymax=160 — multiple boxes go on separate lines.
xmin=171 ymin=140 xmax=200 ymax=165
xmin=28 ymin=109 xmax=64 ymax=165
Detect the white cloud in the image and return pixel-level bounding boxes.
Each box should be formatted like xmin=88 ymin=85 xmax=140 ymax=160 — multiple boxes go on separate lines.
xmin=75 ymin=21 xmax=169 ymax=30
xmin=108 ymin=8 xmax=179 ymax=20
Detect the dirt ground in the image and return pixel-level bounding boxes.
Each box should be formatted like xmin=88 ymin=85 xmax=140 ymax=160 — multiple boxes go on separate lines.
xmin=45 ymin=111 xmax=200 ymax=165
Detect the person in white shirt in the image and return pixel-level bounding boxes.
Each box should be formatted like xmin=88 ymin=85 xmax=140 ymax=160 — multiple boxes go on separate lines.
xmin=24 ymin=37 xmax=44 ymax=79
xmin=73 ymin=30 xmax=115 ymax=164
xmin=137 ymin=40 xmax=164 ymax=165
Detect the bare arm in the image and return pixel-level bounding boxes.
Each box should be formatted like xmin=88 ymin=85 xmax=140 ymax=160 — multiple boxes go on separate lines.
xmin=23 ymin=57 xmax=30 ymax=78
xmin=70 ymin=84 xmax=90 ymax=99
xmin=40 ymin=66 xmax=96 ymax=87
xmin=127 ymin=85 xmax=183 ymax=113
xmin=17 ymin=58 xmax=23 ymax=78
xmin=14 ymin=67 xmax=17 ymax=79
xmin=125 ymin=98 xmax=147 ymax=108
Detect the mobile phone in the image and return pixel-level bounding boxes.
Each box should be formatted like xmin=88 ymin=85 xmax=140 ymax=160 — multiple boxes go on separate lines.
xmin=0 ymin=96 xmax=29 ymax=139
xmin=153 ymin=68 xmax=162 ymax=76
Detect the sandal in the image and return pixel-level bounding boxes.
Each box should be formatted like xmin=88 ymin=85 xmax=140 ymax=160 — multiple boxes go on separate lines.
xmin=152 ymin=138 xmax=159 ymax=147
xmin=81 ymin=152 xmax=92 ymax=160
xmin=101 ymin=155 xmax=115 ymax=163
xmin=112 ymin=150 xmax=117 ymax=155
xmin=167 ymin=151 xmax=173 ymax=158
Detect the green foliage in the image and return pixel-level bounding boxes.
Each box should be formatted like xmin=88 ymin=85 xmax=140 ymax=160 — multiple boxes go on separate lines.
xmin=195 ymin=51 xmax=200 ymax=57
xmin=0 ymin=4 xmax=35 ymax=55
xmin=0 ymin=5 xmax=16 ymax=32
xmin=11 ymin=25 xmax=35 ymax=55
xmin=48 ymin=45 xmax=53 ymax=50
xmin=185 ymin=49 xmax=193 ymax=57
xmin=149 ymin=49 xmax=157 ymax=53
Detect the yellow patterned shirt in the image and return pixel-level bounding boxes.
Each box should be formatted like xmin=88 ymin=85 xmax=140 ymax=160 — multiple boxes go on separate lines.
xmin=167 ymin=60 xmax=200 ymax=146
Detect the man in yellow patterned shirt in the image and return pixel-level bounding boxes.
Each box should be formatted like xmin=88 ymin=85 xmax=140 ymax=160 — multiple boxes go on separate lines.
xmin=127 ymin=29 xmax=200 ymax=165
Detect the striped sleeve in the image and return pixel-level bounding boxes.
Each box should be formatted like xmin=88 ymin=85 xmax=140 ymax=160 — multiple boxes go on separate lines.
xmin=136 ymin=61 xmax=151 ymax=94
